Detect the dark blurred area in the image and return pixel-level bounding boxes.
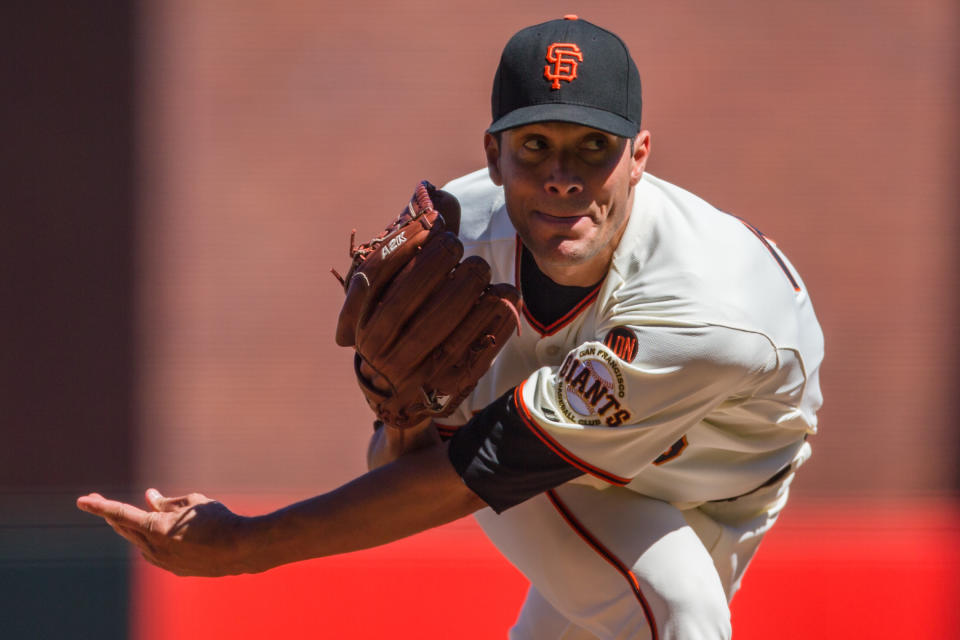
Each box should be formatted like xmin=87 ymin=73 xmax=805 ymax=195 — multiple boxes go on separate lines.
xmin=2 ymin=2 xmax=136 ymax=637
xmin=2 ymin=1 xmax=958 ymax=638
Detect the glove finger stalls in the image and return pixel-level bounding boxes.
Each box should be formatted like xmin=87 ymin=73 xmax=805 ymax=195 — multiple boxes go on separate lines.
xmin=434 ymin=284 xmax=520 ymax=370
xmin=423 ymin=285 xmax=521 ymax=405
xmin=387 ymin=284 xmax=518 ymax=426
xmin=485 ymin=282 xmax=522 ymax=314
xmin=356 ymin=231 xmax=464 ymax=357
xmin=335 ymin=211 xmax=441 ymax=347
xmin=335 ymin=272 xmax=369 ymax=346
xmin=376 ymin=256 xmax=492 ymax=382
xmin=354 ymin=215 xmax=441 ymax=324
xmin=427 ymin=187 xmax=461 ymax=236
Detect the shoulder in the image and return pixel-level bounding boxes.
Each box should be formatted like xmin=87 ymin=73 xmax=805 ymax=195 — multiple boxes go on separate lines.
xmin=614 ymin=172 xmax=747 ymax=268
xmin=443 ymin=167 xmax=500 ymax=201
xmin=608 ymin=173 xmax=749 ymax=307
xmin=626 ymin=323 xmax=778 ymax=379
xmin=601 ymin=174 xmax=819 ymax=368
xmin=608 ymin=173 xmax=808 ymax=332
xmin=442 ymin=169 xmax=513 ymax=245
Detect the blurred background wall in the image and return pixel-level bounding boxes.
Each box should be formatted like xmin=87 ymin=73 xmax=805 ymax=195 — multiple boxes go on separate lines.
xmin=3 ymin=3 xmax=136 ymax=638
xmin=3 ymin=1 xmax=958 ymax=637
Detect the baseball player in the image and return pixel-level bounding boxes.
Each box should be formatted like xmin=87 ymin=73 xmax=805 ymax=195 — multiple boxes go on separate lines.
xmin=78 ymin=16 xmax=823 ymax=640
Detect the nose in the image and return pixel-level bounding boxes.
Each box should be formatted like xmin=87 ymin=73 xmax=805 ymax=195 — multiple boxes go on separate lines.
xmin=544 ymin=154 xmax=583 ymax=196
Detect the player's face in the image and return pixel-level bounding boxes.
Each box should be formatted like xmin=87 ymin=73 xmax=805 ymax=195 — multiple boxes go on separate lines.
xmin=485 ymin=122 xmax=650 ymax=286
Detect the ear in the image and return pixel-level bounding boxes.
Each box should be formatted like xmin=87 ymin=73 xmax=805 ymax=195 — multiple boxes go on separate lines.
xmin=629 ymin=130 xmax=651 ymax=187
xmin=484 ymin=133 xmax=503 ymax=186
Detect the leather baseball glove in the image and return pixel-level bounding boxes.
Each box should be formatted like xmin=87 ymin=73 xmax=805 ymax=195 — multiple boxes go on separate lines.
xmin=333 ymin=181 xmax=520 ymax=429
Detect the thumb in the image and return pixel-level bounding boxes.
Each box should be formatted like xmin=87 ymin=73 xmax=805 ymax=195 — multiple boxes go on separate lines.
xmin=145 ymin=488 xmax=168 ymax=511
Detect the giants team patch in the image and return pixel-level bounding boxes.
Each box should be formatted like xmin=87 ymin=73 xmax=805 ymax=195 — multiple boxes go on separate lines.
xmin=603 ymin=327 xmax=639 ymax=362
xmin=555 ymin=344 xmax=632 ymax=427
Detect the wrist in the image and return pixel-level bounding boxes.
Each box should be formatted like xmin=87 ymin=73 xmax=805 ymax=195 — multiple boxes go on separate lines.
xmin=234 ymin=512 xmax=287 ymax=574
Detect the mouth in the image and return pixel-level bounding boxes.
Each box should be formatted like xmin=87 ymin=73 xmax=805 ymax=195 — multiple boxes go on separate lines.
xmin=533 ymin=210 xmax=592 ymax=225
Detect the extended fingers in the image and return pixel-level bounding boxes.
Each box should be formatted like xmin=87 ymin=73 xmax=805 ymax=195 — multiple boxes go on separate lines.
xmin=77 ymin=494 xmax=150 ymax=528
xmin=106 ymin=518 xmax=152 ymax=549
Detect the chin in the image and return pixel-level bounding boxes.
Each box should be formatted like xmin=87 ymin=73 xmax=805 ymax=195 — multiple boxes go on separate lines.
xmin=539 ymin=243 xmax=597 ymax=267
xmin=521 ymin=226 xmax=602 ymax=262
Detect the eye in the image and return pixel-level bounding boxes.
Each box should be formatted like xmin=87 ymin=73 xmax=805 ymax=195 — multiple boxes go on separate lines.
xmin=521 ymin=137 xmax=548 ymax=152
xmin=581 ymin=135 xmax=610 ymax=152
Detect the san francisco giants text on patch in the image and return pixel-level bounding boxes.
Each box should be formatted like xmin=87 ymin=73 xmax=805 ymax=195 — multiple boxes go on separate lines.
xmin=556 ymin=344 xmax=632 ymax=427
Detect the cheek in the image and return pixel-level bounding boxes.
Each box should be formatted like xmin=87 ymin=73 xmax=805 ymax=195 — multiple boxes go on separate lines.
xmin=500 ymin=187 xmax=528 ymax=232
xmin=500 ymin=169 xmax=542 ymax=213
xmin=599 ymin=171 xmax=633 ymax=208
xmin=501 ymin=160 xmax=540 ymax=191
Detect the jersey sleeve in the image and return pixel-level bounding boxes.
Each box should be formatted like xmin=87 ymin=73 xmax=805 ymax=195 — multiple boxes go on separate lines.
xmin=516 ymin=323 xmax=777 ymax=484
xmin=447 ymin=389 xmax=585 ymax=513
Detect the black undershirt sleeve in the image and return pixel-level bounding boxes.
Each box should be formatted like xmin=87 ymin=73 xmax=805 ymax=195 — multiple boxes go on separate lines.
xmin=447 ymin=388 xmax=584 ymax=514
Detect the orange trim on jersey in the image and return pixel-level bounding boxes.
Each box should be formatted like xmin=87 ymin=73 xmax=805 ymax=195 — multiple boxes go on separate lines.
xmin=434 ymin=409 xmax=483 ymax=440
xmin=652 ymin=435 xmax=688 ymax=466
xmin=513 ymin=383 xmax=631 ymax=486
xmin=727 ymin=214 xmax=802 ymax=293
xmin=514 ymin=238 xmax=603 ymax=337
xmin=434 ymin=423 xmax=460 ymax=439
xmin=546 ymin=489 xmax=659 ymax=640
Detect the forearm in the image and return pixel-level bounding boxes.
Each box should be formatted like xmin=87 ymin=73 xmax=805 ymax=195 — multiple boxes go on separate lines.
xmin=366 ymin=419 xmax=440 ymax=470
xmin=244 ymin=441 xmax=485 ymax=572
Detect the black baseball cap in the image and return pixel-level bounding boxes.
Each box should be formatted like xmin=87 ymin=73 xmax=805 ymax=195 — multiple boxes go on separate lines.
xmin=489 ymin=15 xmax=642 ymax=138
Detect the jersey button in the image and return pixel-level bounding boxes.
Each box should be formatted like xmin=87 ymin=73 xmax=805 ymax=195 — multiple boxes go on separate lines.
xmin=545 ymin=345 xmax=562 ymax=358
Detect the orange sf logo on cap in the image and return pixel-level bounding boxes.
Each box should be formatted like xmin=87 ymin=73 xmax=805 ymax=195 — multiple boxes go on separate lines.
xmin=544 ymin=43 xmax=583 ymax=89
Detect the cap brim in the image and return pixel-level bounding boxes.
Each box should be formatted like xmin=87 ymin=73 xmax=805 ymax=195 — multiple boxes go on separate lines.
xmin=487 ymin=103 xmax=639 ymax=138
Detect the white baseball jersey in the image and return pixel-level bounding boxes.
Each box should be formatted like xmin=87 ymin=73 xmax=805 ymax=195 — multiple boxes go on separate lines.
xmin=436 ymin=168 xmax=823 ymax=639
xmin=441 ymin=167 xmax=823 ymax=507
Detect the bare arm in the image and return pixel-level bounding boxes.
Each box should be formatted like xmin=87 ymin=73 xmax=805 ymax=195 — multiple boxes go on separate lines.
xmin=76 ymin=441 xmax=486 ymax=577
xmin=252 ymin=441 xmax=483 ymax=568
xmin=366 ymin=419 xmax=441 ymax=469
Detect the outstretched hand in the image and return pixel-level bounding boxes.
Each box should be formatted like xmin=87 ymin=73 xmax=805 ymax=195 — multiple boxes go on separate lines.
xmin=77 ymin=489 xmax=255 ymax=577
xmin=78 ymin=445 xmax=485 ymax=577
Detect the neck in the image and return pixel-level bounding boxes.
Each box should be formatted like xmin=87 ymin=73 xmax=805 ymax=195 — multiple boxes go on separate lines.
xmin=537 ymin=257 xmax=610 ymax=287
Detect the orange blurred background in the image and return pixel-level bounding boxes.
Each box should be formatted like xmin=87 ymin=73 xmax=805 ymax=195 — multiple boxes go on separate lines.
xmin=4 ymin=1 xmax=959 ymax=637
